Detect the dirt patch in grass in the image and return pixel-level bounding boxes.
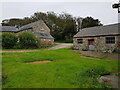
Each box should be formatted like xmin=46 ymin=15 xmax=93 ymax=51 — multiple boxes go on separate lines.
xmin=25 ymin=60 xmax=52 ymax=64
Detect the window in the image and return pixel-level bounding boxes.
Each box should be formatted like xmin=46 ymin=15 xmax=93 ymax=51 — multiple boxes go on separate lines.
xmin=40 ymin=27 xmax=44 ymax=30
xmin=106 ymin=37 xmax=115 ymax=44
xmin=77 ymin=39 xmax=83 ymax=44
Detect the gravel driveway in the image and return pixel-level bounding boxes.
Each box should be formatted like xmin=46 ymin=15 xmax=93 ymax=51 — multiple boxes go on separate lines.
xmin=1 ymin=43 xmax=73 ymax=53
xmin=48 ymin=43 xmax=73 ymax=50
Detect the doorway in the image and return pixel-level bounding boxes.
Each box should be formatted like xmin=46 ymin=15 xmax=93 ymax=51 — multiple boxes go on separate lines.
xmin=88 ymin=39 xmax=95 ymax=50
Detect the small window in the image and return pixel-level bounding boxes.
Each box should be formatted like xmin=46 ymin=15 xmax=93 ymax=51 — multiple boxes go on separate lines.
xmin=77 ymin=39 xmax=83 ymax=44
xmin=40 ymin=27 xmax=44 ymax=30
xmin=106 ymin=37 xmax=115 ymax=44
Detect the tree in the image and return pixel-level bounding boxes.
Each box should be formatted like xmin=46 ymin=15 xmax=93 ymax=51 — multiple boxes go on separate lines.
xmin=63 ymin=21 xmax=77 ymax=42
xmin=2 ymin=18 xmax=23 ymax=28
xmin=81 ymin=17 xmax=102 ymax=29
xmin=1 ymin=12 xmax=103 ymax=42
xmin=75 ymin=17 xmax=83 ymax=32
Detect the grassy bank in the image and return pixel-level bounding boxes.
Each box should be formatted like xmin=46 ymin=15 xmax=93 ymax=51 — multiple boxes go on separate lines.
xmin=2 ymin=48 xmax=119 ymax=88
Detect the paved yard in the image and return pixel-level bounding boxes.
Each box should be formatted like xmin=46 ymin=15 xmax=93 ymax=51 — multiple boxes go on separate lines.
xmin=78 ymin=51 xmax=120 ymax=60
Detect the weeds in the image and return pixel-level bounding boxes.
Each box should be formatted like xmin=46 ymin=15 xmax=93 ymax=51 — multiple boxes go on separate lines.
xmin=73 ymin=66 xmax=110 ymax=88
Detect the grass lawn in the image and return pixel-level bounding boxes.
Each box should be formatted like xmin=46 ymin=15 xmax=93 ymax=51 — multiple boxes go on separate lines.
xmin=1 ymin=46 xmax=54 ymax=51
xmin=55 ymin=41 xmax=72 ymax=43
xmin=1 ymin=48 xmax=43 ymax=51
xmin=2 ymin=48 xmax=119 ymax=88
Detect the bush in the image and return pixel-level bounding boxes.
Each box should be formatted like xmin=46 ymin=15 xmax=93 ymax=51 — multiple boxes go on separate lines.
xmin=18 ymin=32 xmax=39 ymax=49
xmin=2 ymin=71 xmax=7 ymax=84
xmin=81 ymin=66 xmax=110 ymax=78
xmin=2 ymin=33 xmax=18 ymax=49
xmin=73 ymin=66 xmax=110 ymax=88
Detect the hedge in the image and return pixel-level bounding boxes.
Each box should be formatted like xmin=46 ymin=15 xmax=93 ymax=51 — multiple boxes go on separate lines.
xmin=2 ymin=33 xmax=18 ymax=49
xmin=18 ymin=32 xmax=39 ymax=49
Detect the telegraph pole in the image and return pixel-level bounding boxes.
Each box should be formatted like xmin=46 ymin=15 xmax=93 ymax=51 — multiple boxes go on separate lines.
xmin=112 ymin=1 xmax=120 ymax=13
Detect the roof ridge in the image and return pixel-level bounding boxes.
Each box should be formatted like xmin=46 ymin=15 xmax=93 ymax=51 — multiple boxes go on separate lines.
xmin=74 ymin=23 xmax=119 ymax=38
xmin=81 ymin=23 xmax=119 ymax=31
xmin=19 ymin=20 xmax=44 ymax=31
xmin=21 ymin=20 xmax=43 ymax=26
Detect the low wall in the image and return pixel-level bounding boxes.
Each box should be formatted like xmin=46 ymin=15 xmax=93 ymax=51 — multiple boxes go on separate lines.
xmin=40 ymin=38 xmax=54 ymax=46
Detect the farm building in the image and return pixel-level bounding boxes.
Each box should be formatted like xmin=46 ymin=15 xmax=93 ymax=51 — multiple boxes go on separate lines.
xmin=19 ymin=20 xmax=54 ymax=45
xmin=1 ymin=20 xmax=54 ymax=45
xmin=73 ymin=23 xmax=120 ymax=53
xmin=0 ymin=26 xmax=19 ymax=33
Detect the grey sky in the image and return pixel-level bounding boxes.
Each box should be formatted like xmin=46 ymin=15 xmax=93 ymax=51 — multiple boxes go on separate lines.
xmin=1 ymin=2 xmax=119 ymax=25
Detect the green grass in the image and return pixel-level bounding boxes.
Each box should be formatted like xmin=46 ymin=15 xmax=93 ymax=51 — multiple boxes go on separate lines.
xmin=1 ymin=44 xmax=54 ymax=51
xmin=1 ymin=47 xmax=51 ymax=51
xmin=1 ymin=48 xmax=42 ymax=51
xmin=2 ymin=48 xmax=119 ymax=88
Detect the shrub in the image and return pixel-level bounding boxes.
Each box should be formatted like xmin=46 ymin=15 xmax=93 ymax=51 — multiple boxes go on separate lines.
xmin=2 ymin=33 xmax=18 ymax=49
xmin=18 ymin=32 xmax=39 ymax=49
xmin=73 ymin=66 xmax=110 ymax=88
xmin=81 ymin=66 xmax=110 ymax=78
xmin=2 ymin=72 xmax=7 ymax=84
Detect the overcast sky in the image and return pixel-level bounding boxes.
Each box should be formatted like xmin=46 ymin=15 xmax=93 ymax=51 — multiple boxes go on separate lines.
xmin=1 ymin=1 xmax=119 ymax=25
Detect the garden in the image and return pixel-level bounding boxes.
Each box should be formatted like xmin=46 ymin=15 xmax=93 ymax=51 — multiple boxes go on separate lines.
xmin=1 ymin=32 xmax=119 ymax=88
xmin=1 ymin=32 xmax=40 ymax=49
xmin=2 ymin=48 xmax=119 ymax=88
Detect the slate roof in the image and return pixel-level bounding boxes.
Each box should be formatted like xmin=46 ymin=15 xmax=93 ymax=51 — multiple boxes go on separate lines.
xmin=0 ymin=26 xmax=18 ymax=32
xmin=34 ymin=32 xmax=54 ymax=39
xmin=19 ymin=20 xmax=42 ymax=31
xmin=74 ymin=23 xmax=120 ymax=38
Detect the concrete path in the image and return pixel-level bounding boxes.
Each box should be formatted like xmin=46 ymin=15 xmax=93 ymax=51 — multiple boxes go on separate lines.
xmin=0 ymin=43 xmax=73 ymax=53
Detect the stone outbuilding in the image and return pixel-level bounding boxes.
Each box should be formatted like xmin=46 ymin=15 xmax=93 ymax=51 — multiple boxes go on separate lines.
xmin=1 ymin=20 xmax=54 ymax=46
xmin=19 ymin=20 xmax=54 ymax=45
xmin=73 ymin=23 xmax=120 ymax=53
xmin=0 ymin=26 xmax=19 ymax=33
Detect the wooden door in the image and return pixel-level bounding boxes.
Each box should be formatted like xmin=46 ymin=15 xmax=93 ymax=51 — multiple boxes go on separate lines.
xmin=88 ymin=39 xmax=95 ymax=50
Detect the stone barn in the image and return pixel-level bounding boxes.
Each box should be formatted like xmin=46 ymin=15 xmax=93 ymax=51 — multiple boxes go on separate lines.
xmin=19 ymin=20 xmax=54 ymax=45
xmin=73 ymin=23 xmax=120 ymax=53
xmin=0 ymin=26 xmax=19 ymax=33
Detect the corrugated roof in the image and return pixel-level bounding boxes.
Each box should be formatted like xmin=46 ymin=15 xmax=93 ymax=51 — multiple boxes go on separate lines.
xmin=74 ymin=23 xmax=120 ymax=38
xmin=34 ymin=32 xmax=54 ymax=39
xmin=0 ymin=26 xmax=18 ymax=32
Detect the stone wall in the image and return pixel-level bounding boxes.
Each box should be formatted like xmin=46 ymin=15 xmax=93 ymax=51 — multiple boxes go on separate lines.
xmin=19 ymin=20 xmax=54 ymax=46
xmin=73 ymin=38 xmax=88 ymax=50
xmin=33 ymin=20 xmax=50 ymax=34
xmin=73 ymin=35 xmax=120 ymax=53
xmin=40 ymin=38 xmax=54 ymax=46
